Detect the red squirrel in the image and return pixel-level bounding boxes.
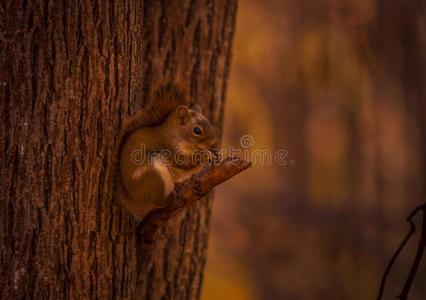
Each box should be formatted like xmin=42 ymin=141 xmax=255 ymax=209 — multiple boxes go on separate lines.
xmin=115 ymin=84 xmax=219 ymax=219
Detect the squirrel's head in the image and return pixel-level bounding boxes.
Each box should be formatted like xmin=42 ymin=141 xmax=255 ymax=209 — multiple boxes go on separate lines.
xmin=165 ymin=105 xmax=219 ymax=166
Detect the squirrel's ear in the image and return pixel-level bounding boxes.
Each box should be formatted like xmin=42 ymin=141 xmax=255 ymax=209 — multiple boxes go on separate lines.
xmin=192 ymin=105 xmax=202 ymax=113
xmin=176 ymin=105 xmax=190 ymax=123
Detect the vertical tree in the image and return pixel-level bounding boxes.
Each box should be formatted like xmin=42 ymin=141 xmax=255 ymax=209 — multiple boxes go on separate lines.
xmin=0 ymin=0 xmax=238 ymax=299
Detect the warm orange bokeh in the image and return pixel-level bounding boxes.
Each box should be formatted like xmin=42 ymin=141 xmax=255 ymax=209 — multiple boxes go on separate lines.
xmin=203 ymin=1 xmax=426 ymax=299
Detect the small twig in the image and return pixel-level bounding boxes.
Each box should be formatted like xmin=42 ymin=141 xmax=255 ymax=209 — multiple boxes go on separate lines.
xmin=376 ymin=203 xmax=426 ymax=300
xmin=397 ymin=204 xmax=426 ymax=299
xmin=137 ymin=157 xmax=251 ymax=243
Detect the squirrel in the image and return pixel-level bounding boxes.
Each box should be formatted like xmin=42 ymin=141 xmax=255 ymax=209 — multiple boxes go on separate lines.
xmin=115 ymin=83 xmax=219 ymax=219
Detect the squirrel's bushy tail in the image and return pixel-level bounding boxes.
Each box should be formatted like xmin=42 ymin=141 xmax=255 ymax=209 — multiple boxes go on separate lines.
xmin=123 ymin=83 xmax=189 ymax=136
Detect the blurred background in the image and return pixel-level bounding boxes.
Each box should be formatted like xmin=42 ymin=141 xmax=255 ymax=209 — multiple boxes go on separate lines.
xmin=202 ymin=1 xmax=426 ymax=299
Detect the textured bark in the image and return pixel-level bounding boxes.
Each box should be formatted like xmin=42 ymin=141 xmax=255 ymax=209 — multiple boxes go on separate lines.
xmin=0 ymin=0 xmax=237 ymax=299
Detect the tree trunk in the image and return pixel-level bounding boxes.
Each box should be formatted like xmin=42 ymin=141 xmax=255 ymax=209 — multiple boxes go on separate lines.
xmin=0 ymin=1 xmax=237 ymax=299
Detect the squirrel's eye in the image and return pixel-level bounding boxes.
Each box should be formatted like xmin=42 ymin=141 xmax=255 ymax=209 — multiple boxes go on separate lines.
xmin=193 ymin=126 xmax=203 ymax=135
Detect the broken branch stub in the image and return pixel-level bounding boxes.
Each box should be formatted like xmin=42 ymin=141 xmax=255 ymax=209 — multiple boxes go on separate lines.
xmin=138 ymin=157 xmax=251 ymax=243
